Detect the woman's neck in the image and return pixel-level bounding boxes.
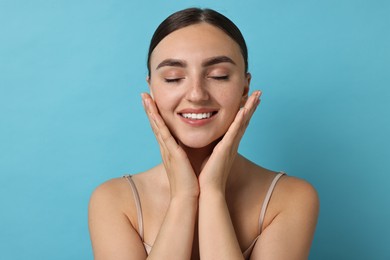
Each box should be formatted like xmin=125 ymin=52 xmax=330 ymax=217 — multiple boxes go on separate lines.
xmin=179 ymin=139 xmax=220 ymax=176
xmin=174 ymin=139 xmax=248 ymax=193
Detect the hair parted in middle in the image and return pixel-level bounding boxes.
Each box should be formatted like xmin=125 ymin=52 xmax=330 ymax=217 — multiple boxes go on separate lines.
xmin=146 ymin=7 xmax=248 ymax=77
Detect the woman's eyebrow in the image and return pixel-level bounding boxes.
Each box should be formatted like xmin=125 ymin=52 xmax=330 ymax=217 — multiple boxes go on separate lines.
xmin=202 ymin=56 xmax=236 ymax=67
xmin=156 ymin=59 xmax=186 ymax=70
xmin=155 ymin=56 xmax=236 ymax=70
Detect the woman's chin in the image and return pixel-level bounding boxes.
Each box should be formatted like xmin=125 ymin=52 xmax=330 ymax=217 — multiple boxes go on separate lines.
xmin=181 ymin=142 xmax=211 ymax=149
xmin=177 ymin=136 xmax=223 ymax=150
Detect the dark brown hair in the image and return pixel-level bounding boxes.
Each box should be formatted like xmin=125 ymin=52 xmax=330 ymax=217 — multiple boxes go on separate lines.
xmin=147 ymin=8 xmax=248 ymax=76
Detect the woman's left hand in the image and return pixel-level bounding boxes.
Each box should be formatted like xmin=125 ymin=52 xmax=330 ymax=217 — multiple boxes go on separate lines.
xmin=198 ymin=90 xmax=261 ymax=193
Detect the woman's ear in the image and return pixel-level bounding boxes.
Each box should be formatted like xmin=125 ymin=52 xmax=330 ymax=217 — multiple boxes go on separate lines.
xmin=241 ymin=73 xmax=251 ymax=107
xmin=146 ymin=76 xmax=154 ymax=98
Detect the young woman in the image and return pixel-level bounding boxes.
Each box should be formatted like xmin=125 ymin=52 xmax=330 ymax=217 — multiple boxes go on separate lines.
xmin=89 ymin=8 xmax=319 ymax=260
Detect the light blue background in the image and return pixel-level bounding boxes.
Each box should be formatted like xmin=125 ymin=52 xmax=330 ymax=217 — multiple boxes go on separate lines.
xmin=1 ymin=0 xmax=389 ymax=259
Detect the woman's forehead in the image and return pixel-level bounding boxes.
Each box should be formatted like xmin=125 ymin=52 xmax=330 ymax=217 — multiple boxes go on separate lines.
xmin=150 ymin=23 xmax=244 ymax=69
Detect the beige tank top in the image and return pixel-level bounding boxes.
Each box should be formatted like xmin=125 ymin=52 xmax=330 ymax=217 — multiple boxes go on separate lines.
xmin=124 ymin=172 xmax=285 ymax=259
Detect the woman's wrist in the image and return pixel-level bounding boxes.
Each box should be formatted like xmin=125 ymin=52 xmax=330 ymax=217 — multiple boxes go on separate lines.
xmin=169 ymin=194 xmax=199 ymax=207
xmin=170 ymin=186 xmax=200 ymax=201
xmin=199 ymin=185 xmax=226 ymax=200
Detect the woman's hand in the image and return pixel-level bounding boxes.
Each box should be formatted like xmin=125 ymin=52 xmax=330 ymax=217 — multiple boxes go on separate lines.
xmin=197 ymin=91 xmax=261 ymax=260
xmin=141 ymin=93 xmax=199 ymax=259
xmin=141 ymin=93 xmax=199 ymax=199
xmin=198 ymin=90 xmax=261 ymax=193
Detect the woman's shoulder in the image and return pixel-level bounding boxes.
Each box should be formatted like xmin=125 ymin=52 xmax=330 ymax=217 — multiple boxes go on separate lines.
xmin=256 ymin=169 xmax=319 ymax=209
xmin=89 ymin=167 xmax=166 ymax=217
xmin=88 ymin=174 xmax=156 ymax=258
xmin=240 ymin=158 xmax=319 ymax=226
xmin=263 ymin=173 xmax=319 ymax=232
xmin=89 ymin=176 xmax=134 ymax=216
xmin=90 ymin=165 xmax=162 ymax=199
xmin=274 ymin=174 xmax=319 ymax=209
xmin=242 ymin=157 xmax=318 ymax=206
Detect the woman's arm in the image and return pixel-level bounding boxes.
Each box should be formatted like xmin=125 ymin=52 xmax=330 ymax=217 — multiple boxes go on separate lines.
xmin=198 ymin=188 xmax=245 ymax=260
xmin=250 ymin=177 xmax=319 ymax=260
xmin=198 ymin=91 xmax=261 ymax=259
xmin=89 ymin=179 xmax=147 ymax=260
xmin=148 ymin=196 xmax=198 ymax=259
xmin=142 ymin=93 xmax=199 ymax=259
xmin=88 ymin=178 xmax=198 ymax=260
xmin=89 ymin=93 xmax=200 ymax=259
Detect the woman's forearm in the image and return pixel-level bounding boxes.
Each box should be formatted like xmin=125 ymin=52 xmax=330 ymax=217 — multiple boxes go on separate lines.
xmin=198 ymin=189 xmax=244 ymax=260
xmin=147 ymin=196 xmax=198 ymax=260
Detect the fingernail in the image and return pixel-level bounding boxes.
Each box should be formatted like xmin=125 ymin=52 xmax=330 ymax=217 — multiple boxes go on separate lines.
xmin=144 ymin=96 xmax=150 ymax=109
xmin=141 ymin=93 xmax=146 ymax=107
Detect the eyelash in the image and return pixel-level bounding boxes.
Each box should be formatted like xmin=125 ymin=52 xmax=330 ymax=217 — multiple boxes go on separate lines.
xmin=164 ymin=76 xmax=229 ymax=83
xmin=210 ymin=75 xmax=229 ymax=81
xmin=164 ymin=78 xmax=182 ymax=83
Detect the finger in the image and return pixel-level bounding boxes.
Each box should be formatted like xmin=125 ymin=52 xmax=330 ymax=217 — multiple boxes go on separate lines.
xmin=141 ymin=93 xmax=171 ymax=155
xmin=233 ymin=90 xmax=261 ymax=133
xmin=141 ymin=93 xmax=182 ymax=155
xmin=248 ymin=90 xmax=261 ymax=112
xmin=141 ymin=93 xmax=167 ymax=147
xmin=222 ymin=110 xmax=245 ymax=151
xmin=145 ymin=97 xmax=180 ymax=151
xmin=242 ymin=90 xmax=261 ymax=125
xmin=218 ymin=91 xmax=261 ymax=150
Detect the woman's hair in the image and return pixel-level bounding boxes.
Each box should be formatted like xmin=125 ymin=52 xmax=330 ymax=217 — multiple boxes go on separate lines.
xmin=147 ymin=7 xmax=248 ymax=76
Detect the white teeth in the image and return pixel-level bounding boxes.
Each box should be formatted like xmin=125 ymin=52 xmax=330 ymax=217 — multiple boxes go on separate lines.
xmin=181 ymin=112 xmax=212 ymax=120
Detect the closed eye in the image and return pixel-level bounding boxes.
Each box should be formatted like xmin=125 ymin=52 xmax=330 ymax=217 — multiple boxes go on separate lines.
xmin=210 ymin=75 xmax=229 ymax=81
xmin=164 ymin=78 xmax=183 ymax=83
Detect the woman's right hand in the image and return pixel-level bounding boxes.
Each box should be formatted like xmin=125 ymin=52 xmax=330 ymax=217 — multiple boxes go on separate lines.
xmin=141 ymin=93 xmax=199 ymax=199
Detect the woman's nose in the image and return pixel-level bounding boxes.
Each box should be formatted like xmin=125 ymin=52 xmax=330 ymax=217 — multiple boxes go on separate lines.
xmin=185 ymin=78 xmax=209 ymax=102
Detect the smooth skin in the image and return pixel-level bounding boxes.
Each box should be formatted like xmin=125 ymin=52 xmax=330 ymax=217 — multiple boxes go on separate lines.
xmin=89 ymin=23 xmax=319 ymax=260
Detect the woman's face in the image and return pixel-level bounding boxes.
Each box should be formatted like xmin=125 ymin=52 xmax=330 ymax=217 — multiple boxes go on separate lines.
xmin=148 ymin=23 xmax=250 ymax=148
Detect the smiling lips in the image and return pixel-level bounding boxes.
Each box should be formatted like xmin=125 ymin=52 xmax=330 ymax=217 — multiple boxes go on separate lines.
xmin=178 ymin=110 xmax=218 ymax=125
xmin=181 ymin=112 xmax=213 ymax=120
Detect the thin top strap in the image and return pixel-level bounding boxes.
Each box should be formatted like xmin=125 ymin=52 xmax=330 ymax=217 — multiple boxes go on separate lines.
xmin=123 ymin=175 xmax=144 ymax=240
xmin=258 ymin=172 xmax=285 ymax=233
xmin=123 ymin=172 xmax=284 ymax=254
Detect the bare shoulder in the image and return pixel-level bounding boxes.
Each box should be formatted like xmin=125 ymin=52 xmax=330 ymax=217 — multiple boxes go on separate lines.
xmin=276 ymin=175 xmax=320 ymax=212
xmin=88 ymin=169 xmax=164 ymax=229
xmin=89 ymin=177 xmax=131 ymax=212
xmin=90 ymin=177 xmax=126 ymax=196
xmin=250 ymin=174 xmax=319 ymax=259
xmin=88 ymin=177 xmax=132 ymax=231
xmin=264 ymin=174 xmax=320 ymax=240
xmin=239 ymin=157 xmax=319 ymax=212
xmin=88 ymin=177 xmax=147 ymax=259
